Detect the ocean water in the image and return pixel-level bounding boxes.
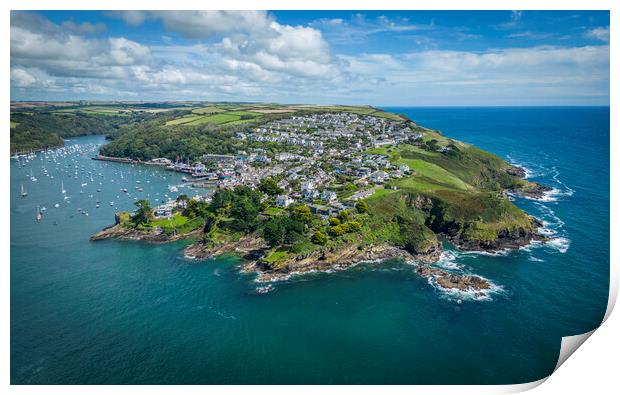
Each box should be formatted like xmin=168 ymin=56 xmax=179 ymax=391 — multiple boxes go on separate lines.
xmin=10 ymin=107 xmax=609 ymax=384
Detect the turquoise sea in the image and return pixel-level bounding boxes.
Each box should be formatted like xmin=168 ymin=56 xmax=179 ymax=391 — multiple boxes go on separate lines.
xmin=10 ymin=107 xmax=609 ymax=384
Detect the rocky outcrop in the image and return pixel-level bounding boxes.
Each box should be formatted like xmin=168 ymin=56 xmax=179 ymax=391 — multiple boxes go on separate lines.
xmin=247 ymin=242 xmax=442 ymax=282
xmin=90 ymin=224 xmax=200 ymax=243
xmin=183 ymin=234 xmax=266 ymax=260
xmin=506 ymin=165 xmax=526 ymax=178
xmin=509 ymin=183 xmax=553 ymax=200
xmin=415 ymin=265 xmax=490 ymax=292
xmin=450 ymin=218 xmax=548 ymax=252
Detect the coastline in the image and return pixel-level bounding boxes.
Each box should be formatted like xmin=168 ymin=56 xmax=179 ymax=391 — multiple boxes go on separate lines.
xmin=89 ymin=161 xmax=552 ymax=297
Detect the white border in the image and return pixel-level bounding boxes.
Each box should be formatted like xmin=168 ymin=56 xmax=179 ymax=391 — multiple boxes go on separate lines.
xmin=3 ymin=1 xmax=617 ymax=393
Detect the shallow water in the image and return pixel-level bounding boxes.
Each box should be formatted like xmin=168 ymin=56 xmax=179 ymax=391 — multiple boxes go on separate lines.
xmin=11 ymin=107 xmax=609 ymax=384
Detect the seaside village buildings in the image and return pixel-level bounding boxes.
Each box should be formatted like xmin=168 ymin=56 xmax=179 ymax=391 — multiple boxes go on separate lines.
xmin=146 ymin=112 xmax=420 ymax=217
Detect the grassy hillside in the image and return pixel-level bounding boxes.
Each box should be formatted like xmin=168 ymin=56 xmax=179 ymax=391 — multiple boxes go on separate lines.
xmin=364 ymin=140 xmax=537 ymax=248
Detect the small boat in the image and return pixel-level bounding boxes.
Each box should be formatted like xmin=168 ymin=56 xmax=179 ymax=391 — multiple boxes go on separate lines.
xmin=110 ymin=201 xmax=114 ymax=206
xmin=54 ymin=203 xmax=60 ymax=208
xmin=40 ymin=206 xmax=47 ymax=212
xmin=35 ymin=206 xmax=42 ymax=222
xmin=21 ymin=183 xmax=28 ymax=197
xmin=61 ymin=181 xmax=66 ymax=194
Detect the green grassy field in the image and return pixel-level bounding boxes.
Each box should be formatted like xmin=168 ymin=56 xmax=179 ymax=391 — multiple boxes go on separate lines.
xmin=191 ymin=106 xmax=225 ymax=115
xmin=263 ymin=207 xmax=285 ymax=216
xmin=54 ymin=106 xmax=130 ymax=116
xmin=163 ymin=103 xmax=407 ymax=127
xmin=141 ymin=213 xmax=204 ymax=235
xmin=165 ymin=114 xmax=204 ymax=125
xmin=166 ymin=108 xmax=264 ymax=126
xmin=359 ymin=141 xmax=536 ymax=246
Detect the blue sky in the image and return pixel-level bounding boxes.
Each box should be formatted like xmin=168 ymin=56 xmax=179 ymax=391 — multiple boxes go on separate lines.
xmin=10 ymin=10 xmax=610 ymax=105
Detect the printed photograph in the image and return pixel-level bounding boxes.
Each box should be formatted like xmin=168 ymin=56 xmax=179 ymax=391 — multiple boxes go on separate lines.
xmin=9 ymin=8 xmax=610 ymax=385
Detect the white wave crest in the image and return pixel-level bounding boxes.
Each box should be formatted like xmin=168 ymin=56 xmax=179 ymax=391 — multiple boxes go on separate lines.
xmin=255 ymin=284 xmax=275 ymax=294
xmin=434 ymin=251 xmax=465 ymax=271
xmin=427 ymin=276 xmax=504 ymax=302
xmin=547 ymin=237 xmax=570 ymax=253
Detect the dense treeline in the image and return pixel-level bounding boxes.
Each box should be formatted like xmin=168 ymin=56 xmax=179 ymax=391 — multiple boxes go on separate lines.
xmin=99 ymin=111 xmax=294 ymax=162
xmin=10 ymin=126 xmax=63 ymax=153
xmin=10 ymin=111 xmax=139 ymax=153
xmin=100 ymin=123 xmax=240 ymax=161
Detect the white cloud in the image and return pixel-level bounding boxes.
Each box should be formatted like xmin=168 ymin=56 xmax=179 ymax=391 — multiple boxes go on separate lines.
xmin=9 ymin=11 xmax=610 ymax=105
xmin=338 ymin=45 xmax=609 ymax=105
xmin=61 ymin=20 xmax=106 ymax=35
xmin=107 ymin=37 xmax=151 ymax=65
xmin=108 ymin=11 xmax=148 ymax=26
xmin=311 ymin=14 xmax=433 ymax=44
xmin=585 ymin=26 xmax=610 ymax=42
xmin=11 ymin=67 xmax=55 ymax=89
xmin=11 ymin=68 xmax=37 ymax=87
xmin=154 ymin=10 xmax=272 ymax=39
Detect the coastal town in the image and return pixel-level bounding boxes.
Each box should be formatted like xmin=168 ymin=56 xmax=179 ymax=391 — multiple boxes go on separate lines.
xmin=84 ymin=103 xmax=549 ymax=297
xmin=96 ymin=112 xmax=425 ymax=220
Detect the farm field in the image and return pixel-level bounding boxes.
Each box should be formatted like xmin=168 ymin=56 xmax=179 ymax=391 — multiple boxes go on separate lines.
xmin=165 ymin=108 xmax=264 ymax=126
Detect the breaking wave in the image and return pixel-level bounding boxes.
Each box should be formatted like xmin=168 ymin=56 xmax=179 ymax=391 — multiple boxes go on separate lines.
xmin=427 ymin=275 xmax=505 ymax=303
xmin=546 ymin=237 xmax=571 ymax=254
xmin=421 ymin=251 xmax=505 ymax=302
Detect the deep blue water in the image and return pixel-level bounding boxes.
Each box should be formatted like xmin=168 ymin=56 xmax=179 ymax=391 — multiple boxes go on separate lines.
xmin=11 ymin=107 xmax=609 ymax=384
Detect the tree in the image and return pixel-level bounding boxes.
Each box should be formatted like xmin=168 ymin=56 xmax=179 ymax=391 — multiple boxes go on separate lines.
xmin=211 ymin=188 xmax=234 ymax=212
xmin=264 ymin=217 xmax=286 ymax=246
xmin=176 ymin=194 xmax=189 ymax=203
xmin=347 ymin=220 xmax=362 ymax=232
xmin=133 ymin=199 xmax=153 ymax=226
xmin=230 ymin=197 xmax=260 ymax=232
xmin=355 ymin=200 xmax=369 ymax=213
xmin=184 ymin=199 xmax=209 ymax=218
xmin=283 ymin=217 xmax=304 ymax=245
xmin=259 ymin=177 xmax=283 ymax=196
xmin=327 ymin=224 xmax=346 ymax=236
xmin=328 ymin=217 xmax=341 ymax=226
xmin=425 ymin=139 xmax=439 ymax=151
xmin=290 ymin=204 xmax=312 ymax=224
xmin=203 ymin=212 xmax=218 ymax=233
xmin=338 ymin=210 xmax=350 ymax=223
xmin=311 ymin=230 xmax=327 ymax=245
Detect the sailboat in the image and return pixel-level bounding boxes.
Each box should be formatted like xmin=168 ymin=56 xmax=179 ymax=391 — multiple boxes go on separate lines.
xmin=21 ymin=183 xmax=28 ymax=197
xmin=61 ymin=181 xmax=66 ymax=194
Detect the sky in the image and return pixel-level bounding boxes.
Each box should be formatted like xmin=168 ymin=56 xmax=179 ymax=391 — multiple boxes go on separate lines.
xmin=10 ymin=10 xmax=610 ymax=106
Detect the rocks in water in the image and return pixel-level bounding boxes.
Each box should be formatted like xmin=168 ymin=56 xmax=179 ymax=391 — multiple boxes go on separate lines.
xmin=91 ymin=223 xmax=202 ymax=244
xmin=509 ymin=182 xmax=553 ymax=200
xmin=414 ymin=265 xmax=491 ymax=292
xmin=506 ymin=166 xmax=526 ymax=178
xmin=184 ymin=234 xmax=266 ymax=260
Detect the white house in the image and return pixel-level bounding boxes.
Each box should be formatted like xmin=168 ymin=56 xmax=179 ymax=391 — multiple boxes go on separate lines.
xmin=321 ymin=190 xmax=337 ymax=202
xmin=369 ymin=170 xmax=389 ymax=184
xmin=275 ymin=195 xmax=294 ymax=207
